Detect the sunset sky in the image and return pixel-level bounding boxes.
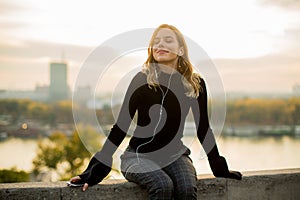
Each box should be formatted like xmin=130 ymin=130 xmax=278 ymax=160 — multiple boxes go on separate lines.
xmin=0 ymin=0 xmax=300 ymax=94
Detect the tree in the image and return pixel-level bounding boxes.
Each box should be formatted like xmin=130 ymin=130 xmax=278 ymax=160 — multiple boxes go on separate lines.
xmin=0 ymin=168 xmax=29 ymax=183
xmin=32 ymin=126 xmax=105 ymax=180
xmin=32 ymin=132 xmax=68 ymax=177
xmin=288 ymin=98 xmax=300 ymax=133
xmin=0 ymin=99 xmax=31 ymax=123
xmin=52 ymin=101 xmax=73 ymax=123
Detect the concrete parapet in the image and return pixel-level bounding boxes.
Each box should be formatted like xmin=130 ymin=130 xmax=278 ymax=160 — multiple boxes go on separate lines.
xmin=0 ymin=168 xmax=299 ymax=200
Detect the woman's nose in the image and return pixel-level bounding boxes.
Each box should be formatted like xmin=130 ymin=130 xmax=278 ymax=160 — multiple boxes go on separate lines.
xmin=158 ymin=41 xmax=164 ymax=47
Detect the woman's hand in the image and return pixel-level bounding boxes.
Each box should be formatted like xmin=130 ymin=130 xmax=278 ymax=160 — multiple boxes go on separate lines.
xmin=208 ymin=156 xmax=242 ymax=180
xmin=68 ymin=153 xmax=112 ymax=190
xmin=69 ymin=176 xmax=89 ymax=191
xmin=226 ymin=170 xmax=242 ymax=180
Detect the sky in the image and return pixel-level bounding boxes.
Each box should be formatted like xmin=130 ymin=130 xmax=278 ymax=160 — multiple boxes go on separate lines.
xmin=0 ymin=0 xmax=300 ymax=94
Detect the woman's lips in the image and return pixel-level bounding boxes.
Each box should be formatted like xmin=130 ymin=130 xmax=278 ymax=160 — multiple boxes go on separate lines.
xmin=156 ymin=50 xmax=169 ymax=54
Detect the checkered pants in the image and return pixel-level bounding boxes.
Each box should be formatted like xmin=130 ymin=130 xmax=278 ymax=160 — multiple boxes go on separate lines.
xmin=120 ymin=147 xmax=197 ymax=200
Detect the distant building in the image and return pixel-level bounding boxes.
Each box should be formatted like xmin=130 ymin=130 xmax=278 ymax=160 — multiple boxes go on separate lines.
xmin=73 ymin=85 xmax=92 ymax=106
xmin=49 ymin=62 xmax=70 ymax=102
xmin=0 ymin=86 xmax=48 ymax=101
xmin=35 ymin=85 xmax=49 ymax=94
xmin=34 ymin=84 xmax=49 ymax=100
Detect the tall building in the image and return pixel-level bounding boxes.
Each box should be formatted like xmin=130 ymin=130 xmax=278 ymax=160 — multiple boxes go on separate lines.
xmin=49 ymin=62 xmax=69 ymax=101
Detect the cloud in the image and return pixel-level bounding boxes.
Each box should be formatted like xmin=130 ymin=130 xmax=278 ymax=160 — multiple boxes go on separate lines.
xmin=0 ymin=21 xmax=27 ymax=30
xmin=0 ymin=40 xmax=93 ymax=64
xmin=0 ymin=39 xmax=83 ymax=82
xmin=281 ymin=27 xmax=300 ymax=57
xmin=259 ymin=0 xmax=300 ymax=10
xmin=0 ymin=1 xmax=28 ymax=15
xmin=214 ymin=53 xmax=300 ymax=93
xmin=0 ymin=38 xmax=138 ymax=90
xmin=0 ymin=1 xmax=34 ymax=41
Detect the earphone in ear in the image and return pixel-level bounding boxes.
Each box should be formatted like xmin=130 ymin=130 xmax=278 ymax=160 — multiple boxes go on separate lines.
xmin=178 ymin=50 xmax=183 ymax=56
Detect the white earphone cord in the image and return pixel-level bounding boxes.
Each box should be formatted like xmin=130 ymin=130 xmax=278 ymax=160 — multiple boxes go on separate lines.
xmin=125 ymin=69 xmax=174 ymax=177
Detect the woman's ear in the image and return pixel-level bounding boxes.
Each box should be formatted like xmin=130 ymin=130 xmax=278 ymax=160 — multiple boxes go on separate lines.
xmin=178 ymin=47 xmax=184 ymax=56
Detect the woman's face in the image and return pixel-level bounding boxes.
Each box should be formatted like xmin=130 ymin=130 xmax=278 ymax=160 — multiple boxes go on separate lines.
xmin=152 ymin=28 xmax=183 ymax=67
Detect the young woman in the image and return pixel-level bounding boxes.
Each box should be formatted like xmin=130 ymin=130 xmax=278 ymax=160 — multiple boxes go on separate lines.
xmin=69 ymin=24 xmax=242 ymax=199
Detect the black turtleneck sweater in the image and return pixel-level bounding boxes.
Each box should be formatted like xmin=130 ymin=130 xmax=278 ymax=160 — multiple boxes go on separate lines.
xmin=98 ymin=71 xmax=220 ymax=157
xmin=78 ymin=70 xmax=223 ymax=185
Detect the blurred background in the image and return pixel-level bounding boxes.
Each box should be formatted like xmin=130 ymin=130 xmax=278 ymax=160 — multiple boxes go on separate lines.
xmin=0 ymin=0 xmax=300 ymax=183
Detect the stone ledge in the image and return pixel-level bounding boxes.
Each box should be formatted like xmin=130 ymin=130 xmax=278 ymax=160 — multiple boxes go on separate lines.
xmin=0 ymin=168 xmax=300 ymax=200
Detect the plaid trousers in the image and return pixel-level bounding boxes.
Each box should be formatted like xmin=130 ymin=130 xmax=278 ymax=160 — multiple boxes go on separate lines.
xmin=120 ymin=147 xmax=197 ymax=200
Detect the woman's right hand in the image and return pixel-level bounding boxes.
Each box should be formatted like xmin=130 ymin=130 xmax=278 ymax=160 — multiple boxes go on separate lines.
xmin=69 ymin=176 xmax=89 ymax=191
xmin=69 ymin=153 xmax=113 ymax=190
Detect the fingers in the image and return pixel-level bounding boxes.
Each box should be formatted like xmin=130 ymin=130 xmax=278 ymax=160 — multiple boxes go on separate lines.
xmin=69 ymin=176 xmax=89 ymax=191
xmin=228 ymin=171 xmax=242 ymax=180
xmin=234 ymin=171 xmax=242 ymax=177
xmin=82 ymin=183 xmax=89 ymax=192
xmin=70 ymin=176 xmax=81 ymax=183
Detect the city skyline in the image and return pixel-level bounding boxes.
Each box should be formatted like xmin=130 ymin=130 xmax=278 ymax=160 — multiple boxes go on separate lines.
xmin=0 ymin=0 xmax=300 ymax=94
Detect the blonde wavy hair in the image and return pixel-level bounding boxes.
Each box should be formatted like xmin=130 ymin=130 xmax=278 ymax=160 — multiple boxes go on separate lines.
xmin=142 ymin=24 xmax=202 ymax=98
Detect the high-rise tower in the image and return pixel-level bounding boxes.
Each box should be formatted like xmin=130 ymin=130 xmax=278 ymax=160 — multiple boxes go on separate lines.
xmin=49 ymin=62 xmax=69 ymax=101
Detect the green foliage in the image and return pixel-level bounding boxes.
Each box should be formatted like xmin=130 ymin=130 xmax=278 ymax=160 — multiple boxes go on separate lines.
xmin=74 ymin=124 xmax=103 ymax=154
xmin=32 ymin=126 xmax=104 ymax=180
xmin=52 ymin=101 xmax=73 ymax=123
xmin=226 ymin=98 xmax=300 ymax=126
xmin=0 ymin=99 xmax=116 ymax=127
xmin=0 ymin=99 xmax=77 ymax=125
xmin=0 ymin=168 xmax=29 ymax=183
xmin=0 ymin=99 xmax=30 ymax=123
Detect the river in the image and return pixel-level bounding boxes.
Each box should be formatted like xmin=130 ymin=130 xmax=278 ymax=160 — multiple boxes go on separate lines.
xmin=0 ymin=135 xmax=300 ymax=179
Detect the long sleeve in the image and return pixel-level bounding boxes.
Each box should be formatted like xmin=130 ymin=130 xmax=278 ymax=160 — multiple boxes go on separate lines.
xmin=191 ymin=77 xmax=233 ymax=178
xmin=100 ymin=72 xmax=143 ymax=157
xmin=77 ymin=72 xmax=144 ymax=185
xmin=191 ymin=77 xmax=220 ymax=159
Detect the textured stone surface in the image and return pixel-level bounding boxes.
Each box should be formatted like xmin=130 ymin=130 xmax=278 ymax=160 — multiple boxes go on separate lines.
xmin=228 ymin=169 xmax=300 ymax=200
xmin=0 ymin=169 xmax=299 ymax=200
xmin=61 ymin=180 xmax=148 ymax=200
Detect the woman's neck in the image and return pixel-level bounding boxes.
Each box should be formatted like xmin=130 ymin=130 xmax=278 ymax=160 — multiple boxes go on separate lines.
xmin=158 ymin=64 xmax=178 ymax=74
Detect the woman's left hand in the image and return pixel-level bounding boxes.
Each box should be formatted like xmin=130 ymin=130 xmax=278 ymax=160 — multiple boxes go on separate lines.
xmin=225 ymin=170 xmax=242 ymax=180
xmin=208 ymin=156 xmax=242 ymax=180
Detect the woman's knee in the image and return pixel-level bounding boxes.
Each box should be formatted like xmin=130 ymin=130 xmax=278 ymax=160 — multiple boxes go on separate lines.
xmin=149 ymin=177 xmax=174 ymax=199
xmin=175 ymin=183 xmax=197 ymax=199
